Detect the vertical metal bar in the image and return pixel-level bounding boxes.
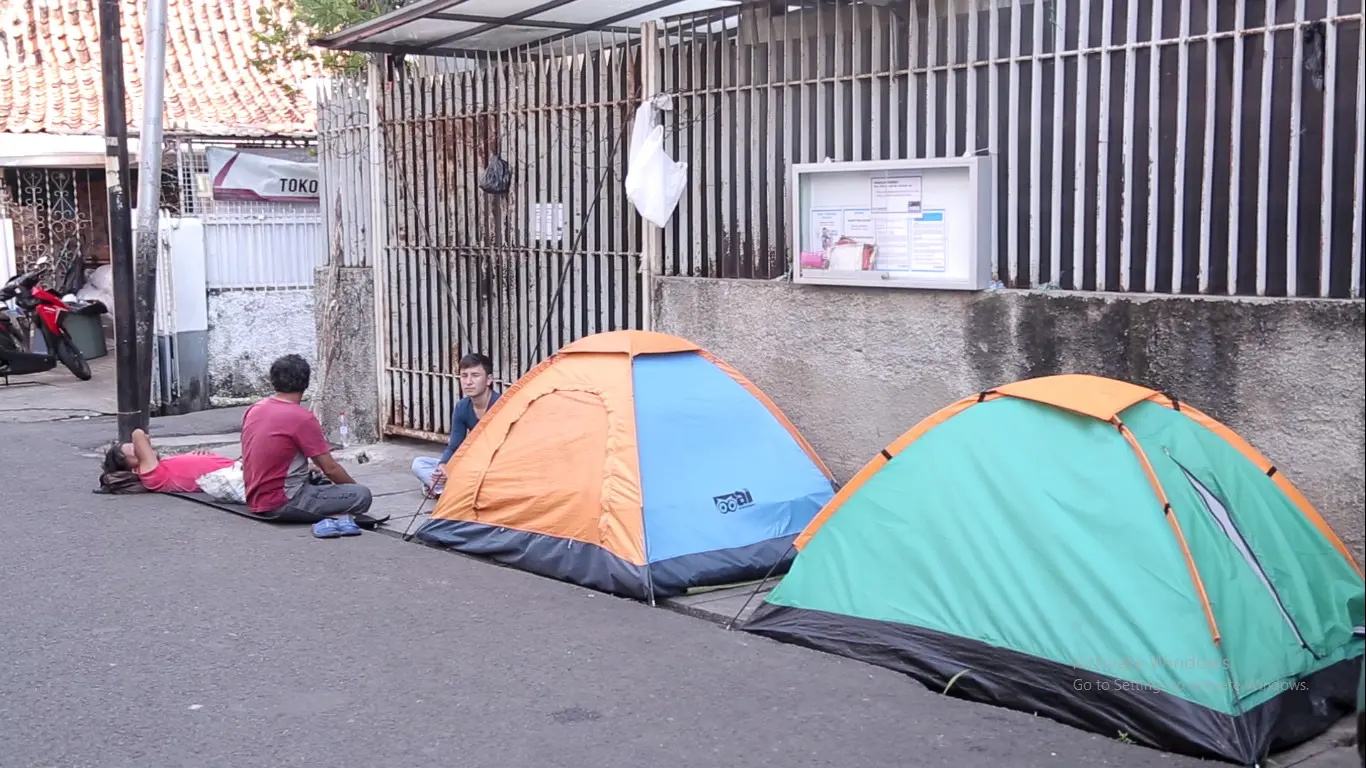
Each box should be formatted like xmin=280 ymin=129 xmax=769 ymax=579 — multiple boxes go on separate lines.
xmin=1169 ymin=0 xmax=1191 ymax=292
xmin=1227 ymin=0 xmax=1246 ymax=294
xmin=946 ymin=0 xmax=958 ymax=158
xmin=1096 ymin=0 xmax=1115 ymax=290
xmin=400 ymin=77 xmax=415 ymax=430
xmin=1353 ymin=7 xmax=1366 ymax=298
xmin=748 ymin=6 xmax=762 ymax=275
xmin=539 ymin=43 xmax=553 ymax=357
xmin=566 ymin=38 xmax=581 ymax=344
xmin=1196 ymin=0 xmax=1218 ymax=291
xmin=1049 ymin=0 xmax=1065 ymax=286
xmin=853 ymin=1 xmax=866 ymax=161
xmin=417 ymin=75 xmax=433 ymax=433
xmin=690 ymin=18 xmax=705 ymax=279
xmin=1029 ymin=0 xmax=1044 ymax=286
xmin=927 ymin=0 xmax=939 ymax=158
xmin=835 ymin=1 xmax=847 ymax=161
xmin=724 ymin=13 xmax=738 ymax=273
xmin=987 ymin=0 xmax=999 ymax=268
xmin=888 ymin=5 xmax=903 ymax=159
xmin=514 ymin=49 xmax=529 ymax=367
xmin=1008 ymin=0 xmax=1021 ymax=285
xmin=872 ymin=6 xmax=886 ymax=160
xmin=1145 ymin=0 xmax=1164 ymax=293
xmin=765 ymin=6 xmax=779 ymax=274
xmin=966 ymin=0 xmax=979 ymax=158
xmin=434 ymin=74 xmax=450 ymax=431
xmin=908 ymin=0 xmax=920 ymax=158
xmin=640 ymin=21 xmax=662 ymax=325
xmin=368 ymin=62 xmax=389 ymax=431
xmin=709 ymin=27 xmax=723 ymax=276
xmin=1318 ymin=0 xmax=1338 ymax=297
xmin=1070 ymin=0 xmax=1092 ymax=288
xmin=597 ymin=32 xmax=611 ymax=334
xmin=1254 ymin=0 xmax=1275 ymax=295
xmin=801 ymin=6 xmax=814 ymax=165
xmin=660 ymin=23 xmax=677 ymax=278
xmin=1285 ymin=0 xmax=1306 ymax=296
xmin=1119 ymin=0 xmax=1139 ymax=291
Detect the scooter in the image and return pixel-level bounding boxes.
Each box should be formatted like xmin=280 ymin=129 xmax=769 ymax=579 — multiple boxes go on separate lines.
xmin=0 ymin=257 xmax=106 ymax=383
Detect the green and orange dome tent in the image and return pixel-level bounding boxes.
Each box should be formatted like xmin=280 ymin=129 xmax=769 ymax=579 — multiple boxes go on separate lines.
xmin=743 ymin=373 xmax=1363 ymax=766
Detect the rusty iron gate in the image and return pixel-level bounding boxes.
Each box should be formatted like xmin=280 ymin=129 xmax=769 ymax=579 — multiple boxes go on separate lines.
xmin=655 ymin=1 xmax=1366 ymax=298
xmin=376 ymin=35 xmax=647 ymax=441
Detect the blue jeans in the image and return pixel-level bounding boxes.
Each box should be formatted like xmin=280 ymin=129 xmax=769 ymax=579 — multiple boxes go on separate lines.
xmin=411 ymin=456 xmax=445 ymax=493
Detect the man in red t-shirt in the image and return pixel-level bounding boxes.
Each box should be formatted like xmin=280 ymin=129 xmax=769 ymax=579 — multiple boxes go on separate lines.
xmin=240 ymin=354 xmax=372 ymax=537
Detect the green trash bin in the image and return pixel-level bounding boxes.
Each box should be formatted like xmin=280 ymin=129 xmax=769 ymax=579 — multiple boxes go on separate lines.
xmin=60 ymin=309 xmax=108 ymax=360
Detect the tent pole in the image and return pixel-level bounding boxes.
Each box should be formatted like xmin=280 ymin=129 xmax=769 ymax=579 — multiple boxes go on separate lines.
xmin=724 ymin=543 xmax=795 ymax=631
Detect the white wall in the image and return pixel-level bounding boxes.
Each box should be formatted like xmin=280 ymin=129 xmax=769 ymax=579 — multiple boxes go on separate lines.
xmin=206 ymin=288 xmax=317 ymax=403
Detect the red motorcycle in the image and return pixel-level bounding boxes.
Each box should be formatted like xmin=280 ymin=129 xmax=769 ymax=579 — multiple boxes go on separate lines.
xmin=0 ymin=257 xmax=104 ymax=382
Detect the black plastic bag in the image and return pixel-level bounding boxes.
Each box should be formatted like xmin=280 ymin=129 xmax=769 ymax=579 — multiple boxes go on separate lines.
xmin=478 ymin=152 xmax=512 ymax=195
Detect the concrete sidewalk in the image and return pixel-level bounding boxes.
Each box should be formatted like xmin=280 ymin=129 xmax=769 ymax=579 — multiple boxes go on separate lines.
xmin=92 ymin=411 xmax=1366 ymax=768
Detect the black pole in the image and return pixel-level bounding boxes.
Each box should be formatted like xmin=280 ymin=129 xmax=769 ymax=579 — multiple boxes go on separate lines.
xmin=97 ymin=0 xmax=142 ymax=441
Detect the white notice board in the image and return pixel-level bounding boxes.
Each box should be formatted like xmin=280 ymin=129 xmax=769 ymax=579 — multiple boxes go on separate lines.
xmin=791 ymin=157 xmax=993 ymax=290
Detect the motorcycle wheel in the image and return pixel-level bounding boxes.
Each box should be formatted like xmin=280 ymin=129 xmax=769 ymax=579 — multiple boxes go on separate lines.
xmin=54 ymin=331 xmax=92 ymax=381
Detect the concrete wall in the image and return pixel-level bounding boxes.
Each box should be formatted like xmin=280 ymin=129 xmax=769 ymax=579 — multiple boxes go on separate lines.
xmin=654 ymin=276 xmax=1366 ymax=564
xmin=206 ymin=288 xmax=318 ymax=403
xmin=309 ymin=266 xmax=379 ymax=445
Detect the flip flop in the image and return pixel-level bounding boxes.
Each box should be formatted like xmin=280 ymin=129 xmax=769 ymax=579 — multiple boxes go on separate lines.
xmin=312 ymin=518 xmax=342 ymax=538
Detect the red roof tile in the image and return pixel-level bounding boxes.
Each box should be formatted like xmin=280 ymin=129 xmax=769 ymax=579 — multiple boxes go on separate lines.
xmin=1 ymin=0 xmax=318 ymax=137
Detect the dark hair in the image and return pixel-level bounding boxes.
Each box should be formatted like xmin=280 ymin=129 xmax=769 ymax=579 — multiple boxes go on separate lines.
xmin=458 ymin=353 xmax=492 ymax=375
xmin=102 ymin=442 xmax=130 ymax=473
xmin=269 ymin=354 xmax=311 ymax=394
xmin=99 ymin=442 xmax=147 ymax=494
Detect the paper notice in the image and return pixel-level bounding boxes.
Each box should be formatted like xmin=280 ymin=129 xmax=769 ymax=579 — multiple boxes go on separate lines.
xmin=910 ymin=210 xmax=948 ymax=272
xmin=810 ymin=209 xmax=844 ymax=250
xmin=872 ymin=213 xmax=912 ymax=272
xmin=870 ymin=173 xmax=923 ymax=214
xmin=842 ymin=209 xmax=875 ymax=242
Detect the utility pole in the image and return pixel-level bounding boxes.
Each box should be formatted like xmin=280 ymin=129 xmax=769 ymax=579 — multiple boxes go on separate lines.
xmin=96 ymin=0 xmax=140 ymax=441
xmin=134 ymin=0 xmax=168 ymax=422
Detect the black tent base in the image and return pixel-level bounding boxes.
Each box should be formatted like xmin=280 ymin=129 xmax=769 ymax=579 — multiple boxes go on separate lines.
xmin=168 ymin=491 xmax=391 ymax=530
xmin=743 ymin=602 xmax=1362 ymax=766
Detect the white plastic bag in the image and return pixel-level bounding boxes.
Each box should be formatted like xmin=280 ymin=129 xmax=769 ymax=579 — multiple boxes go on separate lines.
xmin=625 ymin=99 xmax=688 ymax=228
xmin=197 ymin=461 xmax=247 ymax=505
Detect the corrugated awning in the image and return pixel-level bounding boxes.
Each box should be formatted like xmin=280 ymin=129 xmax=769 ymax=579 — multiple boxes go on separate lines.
xmin=310 ymin=0 xmax=741 ymax=58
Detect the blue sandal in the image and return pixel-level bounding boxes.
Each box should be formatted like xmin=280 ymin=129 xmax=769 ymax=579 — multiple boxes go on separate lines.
xmin=334 ymin=516 xmax=362 ymax=537
xmin=312 ymin=518 xmax=342 ymax=538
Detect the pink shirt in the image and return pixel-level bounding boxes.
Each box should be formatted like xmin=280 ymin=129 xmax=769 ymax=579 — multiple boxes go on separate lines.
xmin=240 ymin=396 xmax=331 ymax=513
xmin=139 ymin=453 xmax=236 ymax=493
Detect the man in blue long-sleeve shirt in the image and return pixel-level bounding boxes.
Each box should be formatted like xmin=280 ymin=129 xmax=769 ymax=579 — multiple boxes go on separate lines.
xmin=410 ymin=353 xmax=501 ymax=496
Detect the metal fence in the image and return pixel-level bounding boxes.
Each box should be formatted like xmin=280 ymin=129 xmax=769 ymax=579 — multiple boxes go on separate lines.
xmin=655 ymin=0 xmax=1365 ymax=298
xmin=374 ymin=34 xmax=646 ymax=441
xmin=318 ymin=76 xmax=374 ymax=268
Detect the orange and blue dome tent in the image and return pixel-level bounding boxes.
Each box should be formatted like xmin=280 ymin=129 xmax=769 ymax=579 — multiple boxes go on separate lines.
xmin=742 ymin=373 xmax=1364 ymax=765
xmin=414 ymin=330 xmax=837 ymax=602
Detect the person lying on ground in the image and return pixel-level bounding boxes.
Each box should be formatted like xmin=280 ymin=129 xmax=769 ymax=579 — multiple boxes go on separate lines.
xmin=240 ymin=353 xmax=373 ymax=538
xmin=99 ymin=429 xmax=235 ymax=494
xmin=410 ymin=352 xmax=501 ymax=497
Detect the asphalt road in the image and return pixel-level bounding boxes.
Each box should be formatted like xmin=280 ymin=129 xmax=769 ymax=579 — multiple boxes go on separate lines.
xmin=0 ymin=410 xmax=1209 ymax=768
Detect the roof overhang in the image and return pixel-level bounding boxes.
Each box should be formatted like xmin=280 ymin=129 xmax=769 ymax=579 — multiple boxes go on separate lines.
xmin=309 ymin=0 xmax=742 ymax=58
xmin=0 ymin=134 xmax=143 ymax=168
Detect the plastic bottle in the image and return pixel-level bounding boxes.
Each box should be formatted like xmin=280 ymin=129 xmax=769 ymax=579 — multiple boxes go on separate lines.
xmin=338 ymin=412 xmax=350 ymax=448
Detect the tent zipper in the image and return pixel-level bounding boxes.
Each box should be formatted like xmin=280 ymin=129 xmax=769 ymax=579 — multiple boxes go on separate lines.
xmin=1168 ymin=453 xmax=1319 ymax=659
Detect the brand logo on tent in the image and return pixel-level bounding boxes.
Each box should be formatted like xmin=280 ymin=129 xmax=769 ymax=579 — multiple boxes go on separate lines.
xmin=713 ymin=489 xmax=754 ymax=514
